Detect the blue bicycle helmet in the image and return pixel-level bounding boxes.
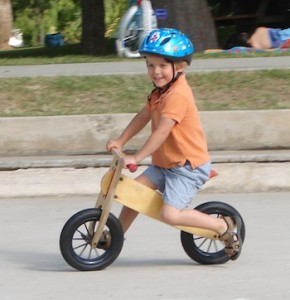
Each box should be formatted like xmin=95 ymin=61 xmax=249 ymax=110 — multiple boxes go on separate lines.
xmin=139 ymin=28 xmax=194 ymax=65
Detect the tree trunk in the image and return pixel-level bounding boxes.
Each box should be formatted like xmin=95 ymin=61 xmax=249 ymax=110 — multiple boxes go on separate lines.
xmin=81 ymin=0 xmax=106 ymax=55
xmin=0 ymin=0 xmax=13 ymax=50
xmin=151 ymin=0 xmax=218 ymax=52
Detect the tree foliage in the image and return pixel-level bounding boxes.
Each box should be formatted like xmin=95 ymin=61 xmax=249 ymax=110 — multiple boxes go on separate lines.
xmin=11 ymin=0 xmax=128 ymax=47
xmin=12 ymin=0 xmax=81 ymax=46
xmin=104 ymin=0 xmax=127 ymax=37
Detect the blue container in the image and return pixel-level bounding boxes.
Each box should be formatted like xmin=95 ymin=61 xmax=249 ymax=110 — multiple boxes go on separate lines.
xmin=154 ymin=9 xmax=167 ymax=20
xmin=45 ymin=33 xmax=64 ymax=47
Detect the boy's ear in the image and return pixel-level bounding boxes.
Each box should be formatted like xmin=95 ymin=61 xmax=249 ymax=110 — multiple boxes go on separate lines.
xmin=175 ymin=62 xmax=187 ymax=72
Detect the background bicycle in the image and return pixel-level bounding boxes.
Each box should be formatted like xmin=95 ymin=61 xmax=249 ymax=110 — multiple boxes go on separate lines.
xmin=115 ymin=0 xmax=158 ymax=58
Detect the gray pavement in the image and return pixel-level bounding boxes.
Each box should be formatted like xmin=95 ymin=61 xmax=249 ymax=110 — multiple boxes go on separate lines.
xmin=0 ymin=56 xmax=290 ymax=78
xmin=1 ymin=192 xmax=290 ymax=300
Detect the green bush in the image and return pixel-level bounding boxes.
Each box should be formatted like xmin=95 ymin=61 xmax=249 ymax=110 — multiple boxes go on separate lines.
xmin=12 ymin=0 xmax=128 ymax=47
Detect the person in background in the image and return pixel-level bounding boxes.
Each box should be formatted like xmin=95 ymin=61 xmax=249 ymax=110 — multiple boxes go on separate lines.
xmin=224 ymin=27 xmax=290 ymax=49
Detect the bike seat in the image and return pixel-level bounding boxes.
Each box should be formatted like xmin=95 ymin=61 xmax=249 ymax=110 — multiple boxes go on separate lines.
xmin=209 ymin=169 xmax=219 ymax=179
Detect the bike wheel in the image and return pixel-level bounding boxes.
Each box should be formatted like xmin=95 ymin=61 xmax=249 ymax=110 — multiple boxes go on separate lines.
xmin=137 ymin=0 xmax=157 ymax=48
xmin=180 ymin=201 xmax=246 ymax=265
xmin=59 ymin=208 xmax=124 ymax=271
xmin=116 ymin=0 xmax=157 ymax=58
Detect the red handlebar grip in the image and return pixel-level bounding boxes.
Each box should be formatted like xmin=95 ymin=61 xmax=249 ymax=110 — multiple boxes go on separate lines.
xmin=127 ymin=164 xmax=138 ymax=172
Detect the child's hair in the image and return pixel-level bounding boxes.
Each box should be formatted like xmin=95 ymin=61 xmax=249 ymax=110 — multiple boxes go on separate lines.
xmin=223 ymin=32 xmax=251 ymax=49
xmin=174 ymin=60 xmax=188 ymax=69
xmin=164 ymin=58 xmax=188 ymax=69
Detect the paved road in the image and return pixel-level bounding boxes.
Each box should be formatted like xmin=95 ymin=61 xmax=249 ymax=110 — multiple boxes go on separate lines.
xmin=0 ymin=56 xmax=290 ymax=78
xmin=1 ymin=192 xmax=290 ymax=300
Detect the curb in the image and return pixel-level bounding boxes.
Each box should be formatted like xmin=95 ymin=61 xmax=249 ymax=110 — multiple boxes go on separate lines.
xmin=1 ymin=111 xmax=290 ymax=156
xmin=1 ymin=150 xmax=290 ymax=170
xmin=0 ymin=161 xmax=289 ymax=198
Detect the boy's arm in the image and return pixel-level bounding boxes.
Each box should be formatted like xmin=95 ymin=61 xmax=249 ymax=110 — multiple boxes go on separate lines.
xmin=135 ymin=117 xmax=175 ymax=162
xmin=121 ymin=117 xmax=175 ymax=168
xmin=106 ymin=107 xmax=151 ymax=151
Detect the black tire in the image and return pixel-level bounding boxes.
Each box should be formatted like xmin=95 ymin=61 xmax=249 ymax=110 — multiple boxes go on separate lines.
xmin=180 ymin=201 xmax=246 ymax=265
xmin=60 ymin=208 xmax=124 ymax=271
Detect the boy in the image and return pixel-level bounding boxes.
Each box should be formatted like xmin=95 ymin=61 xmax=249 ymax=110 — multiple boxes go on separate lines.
xmin=105 ymin=28 xmax=242 ymax=260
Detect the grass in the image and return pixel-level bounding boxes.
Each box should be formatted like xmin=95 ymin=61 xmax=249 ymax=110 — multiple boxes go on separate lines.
xmin=0 ymin=44 xmax=121 ymax=65
xmin=1 ymin=43 xmax=289 ymax=117
xmin=0 ymin=69 xmax=289 ymax=117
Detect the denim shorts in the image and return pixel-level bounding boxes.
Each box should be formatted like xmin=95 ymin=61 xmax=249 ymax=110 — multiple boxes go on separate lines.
xmin=142 ymin=161 xmax=211 ymax=210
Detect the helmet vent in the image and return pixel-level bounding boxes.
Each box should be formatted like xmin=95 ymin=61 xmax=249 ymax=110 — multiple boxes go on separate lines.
xmin=160 ymin=37 xmax=171 ymax=46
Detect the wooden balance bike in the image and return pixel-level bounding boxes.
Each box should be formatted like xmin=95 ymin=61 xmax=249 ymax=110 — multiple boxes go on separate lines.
xmin=59 ymin=149 xmax=246 ymax=271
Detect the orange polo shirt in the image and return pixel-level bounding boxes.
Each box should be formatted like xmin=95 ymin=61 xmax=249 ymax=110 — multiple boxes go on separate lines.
xmin=146 ymin=74 xmax=210 ymax=169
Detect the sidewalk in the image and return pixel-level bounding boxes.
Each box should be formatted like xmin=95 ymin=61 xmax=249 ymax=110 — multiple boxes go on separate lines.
xmin=0 ymin=162 xmax=289 ymax=198
xmin=1 ymin=151 xmax=289 ymax=198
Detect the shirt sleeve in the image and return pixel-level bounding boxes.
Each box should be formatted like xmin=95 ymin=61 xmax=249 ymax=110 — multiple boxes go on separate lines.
xmin=160 ymin=92 xmax=188 ymax=123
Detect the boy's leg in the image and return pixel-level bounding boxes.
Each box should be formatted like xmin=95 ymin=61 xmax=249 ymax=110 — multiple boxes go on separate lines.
xmin=118 ymin=207 xmax=138 ymax=233
xmin=118 ymin=173 xmax=157 ymax=233
xmin=160 ymin=204 xmax=227 ymax=235
xmin=160 ymin=204 xmax=242 ymax=260
xmin=159 ymin=162 xmax=228 ymax=232
xmin=98 ymin=171 xmax=157 ymax=249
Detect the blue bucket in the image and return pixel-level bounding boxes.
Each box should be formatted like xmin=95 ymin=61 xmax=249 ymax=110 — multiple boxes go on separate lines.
xmin=45 ymin=33 xmax=64 ymax=47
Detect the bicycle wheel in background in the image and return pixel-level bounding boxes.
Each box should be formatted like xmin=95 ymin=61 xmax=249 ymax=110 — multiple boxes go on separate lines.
xmin=116 ymin=0 xmax=157 ymax=58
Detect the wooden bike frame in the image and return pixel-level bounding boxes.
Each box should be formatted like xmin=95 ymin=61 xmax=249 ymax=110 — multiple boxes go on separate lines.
xmin=90 ymin=150 xmax=219 ymax=248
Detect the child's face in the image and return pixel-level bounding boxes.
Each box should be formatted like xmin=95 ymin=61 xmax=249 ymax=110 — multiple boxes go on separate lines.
xmin=146 ymin=55 xmax=182 ymax=88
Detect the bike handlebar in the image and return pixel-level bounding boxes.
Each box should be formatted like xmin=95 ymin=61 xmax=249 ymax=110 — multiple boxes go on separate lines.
xmin=127 ymin=164 xmax=138 ymax=173
xmin=111 ymin=148 xmax=138 ymax=173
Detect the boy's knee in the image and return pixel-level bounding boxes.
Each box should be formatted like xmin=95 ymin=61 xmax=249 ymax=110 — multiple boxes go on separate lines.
xmin=160 ymin=205 xmax=179 ymax=226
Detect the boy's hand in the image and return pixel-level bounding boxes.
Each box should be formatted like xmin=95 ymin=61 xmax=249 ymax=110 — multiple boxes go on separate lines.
xmin=122 ymin=155 xmax=138 ymax=169
xmin=106 ymin=139 xmax=123 ymax=152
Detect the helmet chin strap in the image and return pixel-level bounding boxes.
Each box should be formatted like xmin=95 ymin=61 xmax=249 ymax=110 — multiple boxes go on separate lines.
xmin=148 ymin=70 xmax=183 ymax=102
xmin=154 ymin=72 xmax=182 ymax=93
